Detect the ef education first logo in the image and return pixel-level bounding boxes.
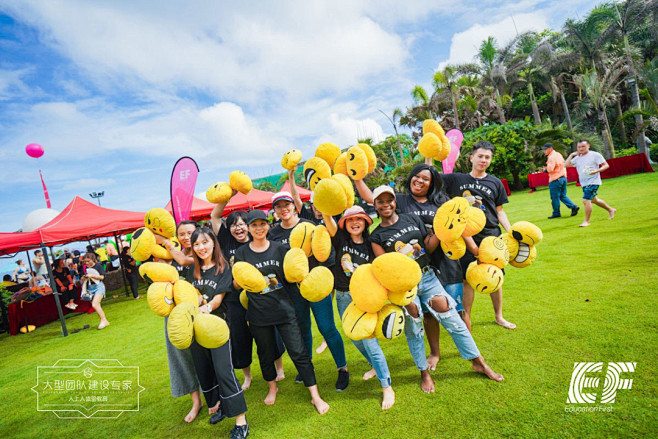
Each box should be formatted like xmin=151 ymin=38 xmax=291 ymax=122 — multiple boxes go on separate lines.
xmin=565 ymin=362 xmax=636 ymax=413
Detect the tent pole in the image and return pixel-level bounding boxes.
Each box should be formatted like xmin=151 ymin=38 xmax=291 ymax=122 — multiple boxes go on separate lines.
xmin=49 ymin=247 xmax=56 ymax=263
xmin=26 ymin=250 xmax=34 ymax=274
xmin=115 ymin=234 xmax=130 ymax=297
xmin=41 ymin=243 xmax=68 ymax=337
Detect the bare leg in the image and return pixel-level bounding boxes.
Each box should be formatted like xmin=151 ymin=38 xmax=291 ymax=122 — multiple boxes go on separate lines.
xmin=491 ymin=288 xmax=516 ymax=329
xmin=234 ymin=413 xmax=247 ymax=426
xmin=382 ymin=386 xmax=395 ymax=410
xmin=592 ymin=196 xmax=615 ymax=219
xmin=275 ymin=356 xmax=285 ymax=381
xmin=308 ymin=385 xmax=330 ymax=414
xmin=424 ymin=314 xmax=440 ymax=370
xmin=264 ymin=380 xmax=278 ymax=405
xmin=184 ymin=390 xmax=203 ymax=423
xmin=579 ymin=199 xmax=592 ymax=227
xmin=92 ymin=295 xmax=109 ymax=329
xmin=362 ymin=368 xmax=377 ymax=381
xmin=462 ymin=281 xmax=474 ymax=332
xmin=315 ymin=338 xmax=328 ymax=354
xmin=241 ymin=366 xmax=252 ymax=390
xmin=471 ymin=356 xmax=504 ymax=381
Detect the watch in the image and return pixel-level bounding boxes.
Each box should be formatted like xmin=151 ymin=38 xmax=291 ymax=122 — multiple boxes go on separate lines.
xmin=206 ymin=304 xmax=212 ymax=313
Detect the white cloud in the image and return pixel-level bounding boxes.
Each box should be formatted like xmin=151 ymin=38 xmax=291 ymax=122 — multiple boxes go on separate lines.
xmin=62 ymin=178 xmax=116 ymax=191
xmin=316 ymin=114 xmax=385 ymax=147
xmin=437 ymin=12 xmax=550 ymax=70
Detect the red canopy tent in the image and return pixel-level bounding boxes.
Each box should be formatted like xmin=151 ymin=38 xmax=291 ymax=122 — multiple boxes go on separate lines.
xmin=165 ymin=190 xmax=275 ymax=220
xmin=0 ymin=196 xmax=145 ymax=255
xmin=279 ymin=181 xmax=311 ymax=201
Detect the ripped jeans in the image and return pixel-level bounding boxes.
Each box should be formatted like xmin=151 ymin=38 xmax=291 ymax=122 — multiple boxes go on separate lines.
xmin=403 ymin=269 xmax=480 ymax=371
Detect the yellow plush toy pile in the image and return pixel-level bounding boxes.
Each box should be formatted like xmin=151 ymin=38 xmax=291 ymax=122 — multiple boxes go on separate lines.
xmin=130 ymin=208 xmax=181 ymax=262
xmin=433 ymin=197 xmax=485 ymax=260
xmin=141 ymin=262 xmax=203 ymax=316
xmin=419 ymin=119 xmax=451 ymax=161
xmin=206 ymin=170 xmax=253 ymax=204
xmin=342 ymin=252 xmax=421 ymax=341
xmin=503 ymin=221 xmax=543 ymax=268
xmin=167 ymin=302 xmax=230 ymax=350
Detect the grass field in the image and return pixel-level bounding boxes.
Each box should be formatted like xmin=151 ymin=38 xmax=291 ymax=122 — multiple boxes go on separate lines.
xmin=1 ymin=172 xmax=657 ymax=438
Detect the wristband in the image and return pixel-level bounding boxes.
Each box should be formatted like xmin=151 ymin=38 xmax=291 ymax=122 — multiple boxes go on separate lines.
xmin=206 ymin=304 xmax=212 ymax=313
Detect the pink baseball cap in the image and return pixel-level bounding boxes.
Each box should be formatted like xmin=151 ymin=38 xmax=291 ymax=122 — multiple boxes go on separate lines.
xmin=271 ymin=191 xmax=294 ymax=206
xmin=338 ymin=205 xmax=373 ymax=229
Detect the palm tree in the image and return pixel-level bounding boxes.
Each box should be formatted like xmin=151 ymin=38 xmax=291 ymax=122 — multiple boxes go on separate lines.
xmin=478 ymin=37 xmax=507 ymax=124
xmin=378 ymin=108 xmax=405 ymax=166
xmin=563 ymin=5 xmax=615 ymax=73
xmin=432 ymin=65 xmax=461 ymax=130
xmin=601 ymin=0 xmax=658 ymax=156
xmin=573 ymin=59 xmax=629 ymax=158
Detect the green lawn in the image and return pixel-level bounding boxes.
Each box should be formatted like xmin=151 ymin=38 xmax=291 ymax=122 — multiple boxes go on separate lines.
xmin=2 ymin=172 xmax=657 ymax=438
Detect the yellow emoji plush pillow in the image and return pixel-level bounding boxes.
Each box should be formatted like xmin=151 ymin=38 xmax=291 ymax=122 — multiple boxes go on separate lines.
xmin=194 ymin=314 xmax=230 ymax=349
xmin=232 ymin=262 xmax=267 ymax=293
xmin=375 ymin=304 xmax=405 ymax=340
xmin=341 ymin=302 xmax=377 ymax=340
xmin=167 ymin=303 xmax=198 ymax=350
xmin=315 ymin=143 xmax=341 ymax=170
xmin=206 ymin=182 xmax=233 ymax=204
xmin=350 ymin=264 xmax=388 ymax=313
xmin=303 ymin=157 xmax=332 ymax=190
xmin=477 ymin=236 xmax=509 ymax=269
xmin=433 ymin=197 xmax=470 ymax=242
xmin=418 ymin=133 xmax=442 ymax=158
xmin=299 ymin=266 xmax=334 ymax=302
xmin=333 ymin=152 xmax=349 ymax=176
xmin=283 ymin=248 xmax=309 ymax=283
xmin=281 ymin=149 xmax=303 ymax=170
xmin=466 ymin=262 xmax=504 ymax=294
xmin=229 ymin=171 xmax=253 ymax=195
xmin=139 ymin=262 xmax=179 ymax=284
xmin=147 ymin=282 xmax=175 ymax=317
xmin=144 ymin=208 xmax=176 ymax=238
xmin=289 ymin=222 xmax=316 ymax=257
xmin=346 ymin=146 xmax=369 ymax=180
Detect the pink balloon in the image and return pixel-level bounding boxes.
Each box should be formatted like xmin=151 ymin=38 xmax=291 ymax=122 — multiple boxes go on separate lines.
xmin=26 ymin=143 xmax=44 ymax=158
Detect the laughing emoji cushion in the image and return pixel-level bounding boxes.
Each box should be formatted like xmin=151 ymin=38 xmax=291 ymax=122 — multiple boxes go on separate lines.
xmin=466 ymin=261 xmax=504 ymax=294
xmin=375 ymin=304 xmax=405 ymax=340
xmin=130 ymin=227 xmax=156 ymax=262
xmin=145 ymin=208 xmax=176 ymax=238
xmin=206 ymin=182 xmax=233 ymax=204
xmin=509 ymin=221 xmax=543 ymax=246
xmin=462 ymin=207 xmax=486 ymax=237
xmin=303 ymin=157 xmax=332 ymax=190
xmin=315 ymin=143 xmax=341 ymax=170
xmin=229 ymin=171 xmax=253 ymax=195
xmin=281 ymin=149 xmax=303 ymax=170
xmin=346 ymin=145 xmax=369 ymax=180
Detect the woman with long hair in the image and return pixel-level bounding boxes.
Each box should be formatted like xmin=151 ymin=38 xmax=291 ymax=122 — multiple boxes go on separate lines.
xmin=368 ymin=186 xmax=503 ymax=393
xmin=234 ymin=210 xmax=330 ymax=414
xmin=156 ymin=221 xmax=203 ymax=423
xmin=81 ymin=252 xmax=109 ymax=330
xmin=186 ymin=226 xmax=249 ymax=437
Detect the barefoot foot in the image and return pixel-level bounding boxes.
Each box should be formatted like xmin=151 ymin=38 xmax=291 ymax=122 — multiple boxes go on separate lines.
xmin=578 ymin=222 xmax=590 ymax=227
xmin=184 ymin=401 xmax=203 ymax=423
xmin=495 ymin=317 xmax=516 ymax=330
xmin=608 ymin=208 xmax=616 ymax=219
xmin=311 ymin=397 xmax=330 ymax=415
xmin=420 ymin=370 xmax=435 ymax=393
xmin=276 ymin=369 xmax=285 ymax=382
xmin=362 ymin=368 xmax=377 ymax=381
xmin=472 ymin=357 xmax=504 ymax=381
xmin=382 ymin=386 xmax=395 ymax=410
xmin=98 ymin=321 xmax=110 ymax=330
xmin=264 ymin=387 xmax=278 ymax=405
xmin=208 ymin=401 xmax=220 ymax=415
xmin=427 ymin=353 xmax=440 ymax=371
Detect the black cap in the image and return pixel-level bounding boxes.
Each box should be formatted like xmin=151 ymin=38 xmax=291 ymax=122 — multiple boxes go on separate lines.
xmin=246 ymin=209 xmax=268 ymax=225
xmin=541 ymin=143 xmax=554 ymax=150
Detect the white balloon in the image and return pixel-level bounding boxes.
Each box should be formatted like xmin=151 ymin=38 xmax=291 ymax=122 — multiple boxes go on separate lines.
xmin=22 ymin=208 xmax=60 ymax=232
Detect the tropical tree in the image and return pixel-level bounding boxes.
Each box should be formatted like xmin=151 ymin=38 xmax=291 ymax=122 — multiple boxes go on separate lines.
xmin=573 ymin=59 xmax=629 ymax=158
xmin=432 ymin=65 xmax=462 ymax=130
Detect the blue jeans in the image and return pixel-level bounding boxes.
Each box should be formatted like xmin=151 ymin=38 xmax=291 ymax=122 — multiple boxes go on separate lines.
xmin=335 ymin=290 xmax=391 ymax=388
xmin=290 ymin=289 xmax=347 ymax=369
xmin=404 ymin=270 xmax=480 ymax=371
xmin=549 ymin=176 xmax=577 ymax=216
xmin=443 ymin=282 xmax=464 ymax=313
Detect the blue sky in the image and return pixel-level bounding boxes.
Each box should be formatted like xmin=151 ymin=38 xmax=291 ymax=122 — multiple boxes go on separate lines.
xmin=0 ymin=0 xmax=600 ymax=234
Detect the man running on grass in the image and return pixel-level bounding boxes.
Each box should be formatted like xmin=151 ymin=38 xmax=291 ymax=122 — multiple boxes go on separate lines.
xmin=565 ymin=139 xmax=616 ymax=227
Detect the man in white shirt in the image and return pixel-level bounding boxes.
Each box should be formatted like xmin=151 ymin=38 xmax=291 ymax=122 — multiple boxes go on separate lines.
xmin=566 ymin=140 xmax=617 ymax=227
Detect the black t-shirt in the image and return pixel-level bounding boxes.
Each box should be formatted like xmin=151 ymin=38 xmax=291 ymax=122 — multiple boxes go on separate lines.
xmin=121 ymin=253 xmax=137 ymax=275
xmin=53 ymin=267 xmax=72 ymax=289
xmin=395 ymin=192 xmax=463 ymax=284
xmin=217 ymin=224 xmax=250 ymax=266
xmin=185 ymin=265 xmax=231 ymax=321
xmin=268 ymin=217 xmax=314 ymax=246
xmin=234 ymin=241 xmax=297 ymax=326
xmin=331 ymin=230 xmax=374 ymax=291
xmin=370 ymin=213 xmax=431 ymax=269
xmin=299 ymin=205 xmax=323 ymax=225
xmin=92 ymin=263 xmax=105 ymax=276
xmin=441 ymin=173 xmax=508 ymax=241
xmin=171 ymin=260 xmax=191 ymax=280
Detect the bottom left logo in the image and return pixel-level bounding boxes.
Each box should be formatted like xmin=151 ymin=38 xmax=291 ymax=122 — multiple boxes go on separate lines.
xmin=31 ymin=359 xmax=145 ymax=419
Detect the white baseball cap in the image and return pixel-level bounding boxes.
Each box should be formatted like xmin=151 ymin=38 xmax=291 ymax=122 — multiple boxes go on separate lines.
xmin=372 ymin=185 xmax=396 ymax=201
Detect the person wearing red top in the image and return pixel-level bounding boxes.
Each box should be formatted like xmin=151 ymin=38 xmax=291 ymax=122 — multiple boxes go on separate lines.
xmin=542 ymin=143 xmax=579 ymax=219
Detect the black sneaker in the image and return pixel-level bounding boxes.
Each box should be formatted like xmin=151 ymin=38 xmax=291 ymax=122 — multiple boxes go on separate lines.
xmin=547 ymin=215 xmax=561 ymax=219
xmin=209 ymin=407 xmax=226 ymax=425
xmin=336 ymin=369 xmax=349 ymax=392
xmin=230 ymin=423 xmax=249 ymax=439
xmin=571 ymin=206 xmax=580 ymax=216
xmin=295 ymin=373 xmax=303 ymax=384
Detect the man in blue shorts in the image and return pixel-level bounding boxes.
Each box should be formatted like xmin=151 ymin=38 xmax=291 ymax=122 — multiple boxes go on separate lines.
xmin=566 ymin=140 xmax=616 ymax=227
